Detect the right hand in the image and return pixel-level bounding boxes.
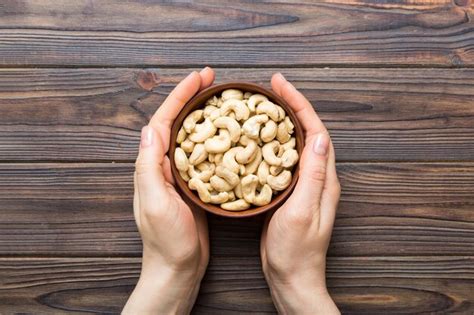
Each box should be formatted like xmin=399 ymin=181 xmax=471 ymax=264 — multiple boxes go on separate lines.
xmin=260 ymin=73 xmax=341 ymax=314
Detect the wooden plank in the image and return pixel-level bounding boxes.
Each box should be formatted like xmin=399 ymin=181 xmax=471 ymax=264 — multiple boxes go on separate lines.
xmin=1 ymin=68 xmax=473 ymax=162
xmin=0 ymin=0 xmax=472 ymax=67
xmin=0 ymin=163 xmax=472 ymax=257
xmin=0 ymin=256 xmax=472 ymax=314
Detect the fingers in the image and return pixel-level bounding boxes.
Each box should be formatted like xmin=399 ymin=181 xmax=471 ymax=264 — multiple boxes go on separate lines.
xmin=135 ymin=125 xmax=169 ymax=212
xmin=271 ymin=73 xmax=326 ymax=137
xmin=150 ymin=71 xmax=202 ymax=130
xmin=133 ymin=172 xmax=141 ymax=228
xmin=199 ymin=66 xmax=215 ymax=90
xmin=320 ymin=141 xmax=340 ymax=233
xmin=150 ymin=67 xmax=215 ymax=131
xmin=148 ymin=67 xmax=215 ymax=162
xmin=283 ymin=133 xmax=330 ymax=226
xmin=162 ymin=156 xmax=175 ymax=185
xmin=148 ymin=71 xmax=202 ymax=154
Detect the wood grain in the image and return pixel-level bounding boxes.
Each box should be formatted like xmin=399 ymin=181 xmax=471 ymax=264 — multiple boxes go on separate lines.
xmin=0 ymin=256 xmax=472 ymax=314
xmin=0 ymin=0 xmax=472 ymax=67
xmin=1 ymin=68 xmax=473 ymax=162
xmin=1 ymin=163 xmax=472 ymax=257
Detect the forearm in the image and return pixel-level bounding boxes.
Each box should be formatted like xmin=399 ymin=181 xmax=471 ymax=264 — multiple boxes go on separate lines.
xmin=122 ymin=264 xmax=200 ymax=315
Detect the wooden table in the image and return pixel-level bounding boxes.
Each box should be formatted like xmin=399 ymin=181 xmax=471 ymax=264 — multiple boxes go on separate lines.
xmin=1 ymin=1 xmax=473 ymax=313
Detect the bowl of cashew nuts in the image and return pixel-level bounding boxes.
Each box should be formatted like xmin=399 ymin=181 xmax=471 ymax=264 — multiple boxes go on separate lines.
xmin=169 ymin=82 xmax=304 ymax=217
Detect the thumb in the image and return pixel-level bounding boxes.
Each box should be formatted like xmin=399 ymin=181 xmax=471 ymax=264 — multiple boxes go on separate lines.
xmin=135 ymin=125 xmax=169 ymax=211
xmin=285 ymin=133 xmax=330 ymax=221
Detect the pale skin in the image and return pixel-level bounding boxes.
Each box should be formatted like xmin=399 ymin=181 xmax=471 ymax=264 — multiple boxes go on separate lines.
xmin=123 ymin=67 xmax=340 ymax=314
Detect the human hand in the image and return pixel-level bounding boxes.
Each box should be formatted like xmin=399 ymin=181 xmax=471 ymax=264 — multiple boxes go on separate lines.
xmin=260 ymin=73 xmax=341 ymax=314
xmin=123 ymin=68 xmax=215 ymax=314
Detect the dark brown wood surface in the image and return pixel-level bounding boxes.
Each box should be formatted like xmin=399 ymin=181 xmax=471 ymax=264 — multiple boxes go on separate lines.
xmin=0 ymin=0 xmax=472 ymax=67
xmin=1 ymin=163 xmax=473 ymax=257
xmin=0 ymin=0 xmax=473 ymax=314
xmin=1 ymin=257 xmax=473 ymax=314
xmin=1 ymin=68 xmax=473 ymax=162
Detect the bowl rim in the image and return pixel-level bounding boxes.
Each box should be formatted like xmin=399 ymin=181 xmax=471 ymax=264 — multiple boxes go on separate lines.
xmin=168 ymin=82 xmax=305 ymax=218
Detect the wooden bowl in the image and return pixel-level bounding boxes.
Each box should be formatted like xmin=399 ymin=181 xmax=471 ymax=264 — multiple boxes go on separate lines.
xmin=169 ymin=82 xmax=305 ymax=218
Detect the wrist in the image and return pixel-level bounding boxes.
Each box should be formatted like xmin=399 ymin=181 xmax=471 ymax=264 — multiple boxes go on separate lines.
xmin=123 ymin=259 xmax=202 ymax=314
xmin=266 ymin=271 xmax=339 ymax=315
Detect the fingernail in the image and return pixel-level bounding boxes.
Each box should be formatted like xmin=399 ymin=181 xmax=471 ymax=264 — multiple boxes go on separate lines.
xmin=200 ymin=66 xmax=211 ymax=74
xmin=313 ymin=133 xmax=329 ymax=156
xmin=140 ymin=125 xmax=154 ymax=148
xmin=275 ymin=72 xmax=286 ymax=81
xmin=186 ymin=71 xmax=198 ymax=79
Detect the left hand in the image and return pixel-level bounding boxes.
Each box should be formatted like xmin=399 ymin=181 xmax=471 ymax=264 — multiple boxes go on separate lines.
xmin=123 ymin=68 xmax=215 ymax=314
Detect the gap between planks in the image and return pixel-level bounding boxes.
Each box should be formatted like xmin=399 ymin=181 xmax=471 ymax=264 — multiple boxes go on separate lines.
xmin=0 ymin=160 xmax=473 ymax=165
xmin=0 ymin=64 xmax=473 ymax=70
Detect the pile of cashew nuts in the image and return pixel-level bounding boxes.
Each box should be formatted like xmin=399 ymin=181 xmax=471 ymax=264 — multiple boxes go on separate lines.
xmin=174 ymin=89 xmax=299 ymax=211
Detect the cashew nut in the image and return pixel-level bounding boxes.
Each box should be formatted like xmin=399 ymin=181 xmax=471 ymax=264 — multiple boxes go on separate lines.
xmin=281 ymin=149 xmax=299 ymax=168
xmin=203 ymin=105 xmax=218 ymax=117
xmin=221 ymin=199 xmax=250 ymax=211
xmin=220 ymin=99 xmax=250 ymax=121
xmin=208 ymin=153 xmax=215 ymax=163
xmin=238 ymin=135 xmax=251 ymax=146
xmin=234 ymin=181 xmax=243 ymax=199
xmin=180 ymin=138 xmax=195 ymax=153
xmin=214 ymin=153 xmax=223 ymax=165
xmin=281 ymin=137 xmax=296 ymax=151
xmin=239 ymin=164 xmax=246 ymax=175
xmin=247 ymin=94 xmax=268 ymax=112
xmin=257 ymin=161 xmax=270 ymax=185
xmin=204 ymin=129 xmax=231 ymax=154
xmin=222 ymin=89 xmax=244 ymax=101
xmin=188 ymin=118 xmax=217 ymax=143
xmin=206 ymin=96 xmax=219 ymax=107
xmin=256 ymin=101 xmax=280 ymax=121
xmin=228 ymin=191 xmax=236 ymax=202
xmin=241 ymin=174 xmax=272 ymax=206
xmin=210 ymin=175 xmax=234 ymax=192
xmin=222 ymin=147 xmax=243 ymax=174
xmin=189 ymin=177 xmax=229 ymax=204
xmin=241 ymin=174 xmax=259 ymax=204
xmin=267 ymin=170 xmax=292 ymax=191
xmin=242 ymin=114 xmax=269 ymax=139
xmin=213 ymin=116 xmax=241 ymax=143
xmin=189 ymin=143 xmax=208 ymax=165
xmin=254 ymin=184 xmax=272 ymax=206
xmin=203 ymin=105 xmax=221 ymax=121
xmin=174 ymin=147 xmax=189 ymax=172
xmin=275 ymin=105 xmax=286 ymax=122
xmin=215 ymin=165 xmax=240 ymax=188
xmin=284 ymin=116 xmax=294 ymax=132
xmin=243 ymin=147 xmax=262 ymax=176
xmin=209 ymin=192 xmax=229 ymax=204
xmin=176 ymin=127 xmax=187 ymax=144
xmin=179 ymin=170 xmax=191 ymax=181
xmin=183 ymin=110 xmax=203 ymax=133
xmin=188 ymin=162 xmax=215 ymax=182
xmin=276 ymin=117 xmax=294 ymax=143
xmin=262 ymin=140 xmax=282 ymax=166
xmin=204 ymin=182 xmax=214 ymax=192
xmin=236 ymin=139 xmax=258 ymax=164
xmin=260 ymin=120 xmax=277 ymax=143
xmin=243 ymin=92 xmax=252 ymax=99
xmin=270 ymin=165 xmax=283 ymax=176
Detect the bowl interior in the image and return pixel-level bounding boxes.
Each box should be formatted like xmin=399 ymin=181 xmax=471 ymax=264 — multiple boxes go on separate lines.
xmin=169 ymin=82 xmax=305 ymax=218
